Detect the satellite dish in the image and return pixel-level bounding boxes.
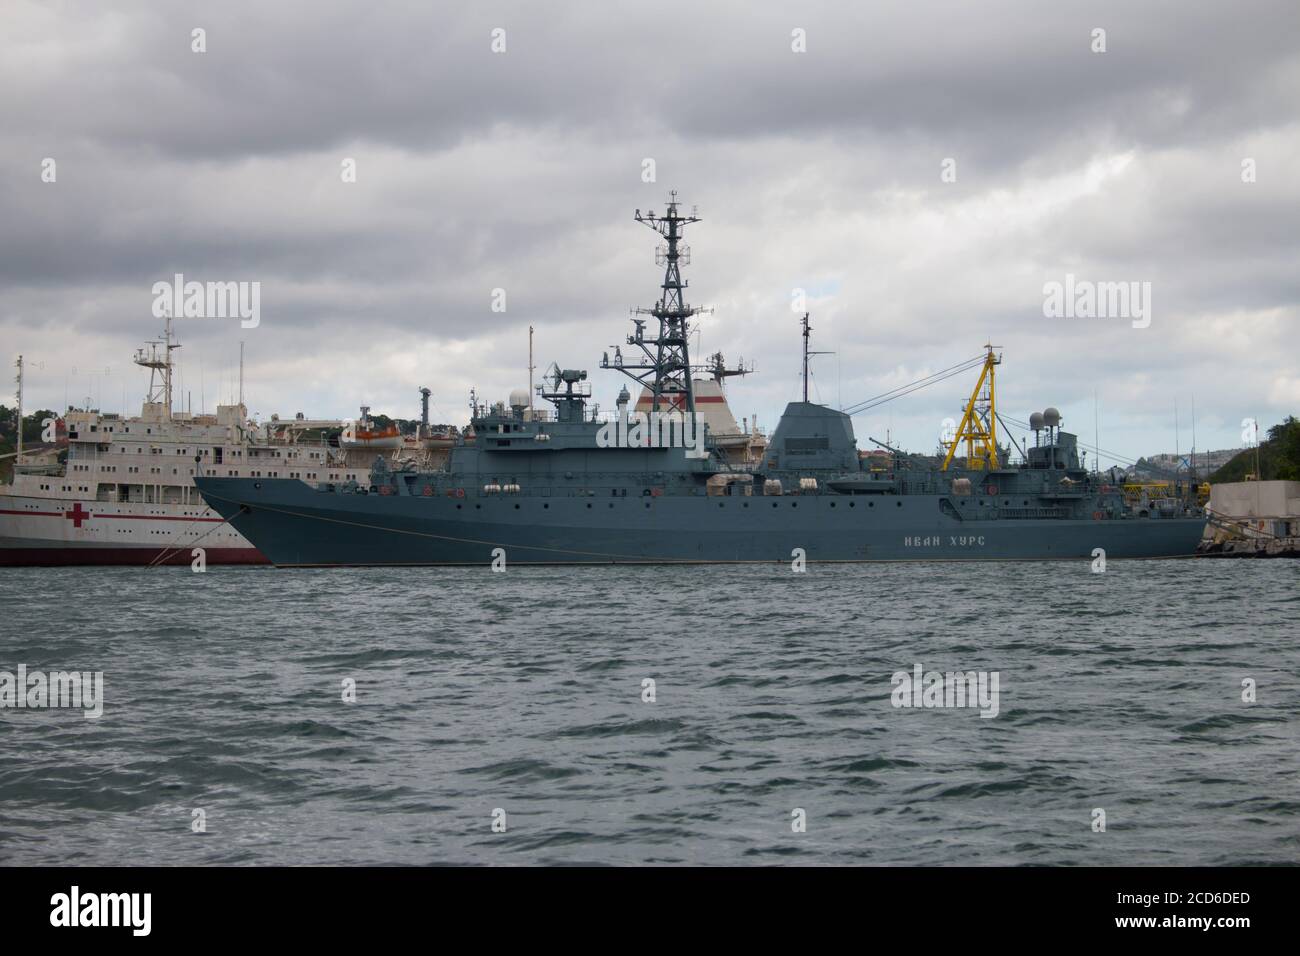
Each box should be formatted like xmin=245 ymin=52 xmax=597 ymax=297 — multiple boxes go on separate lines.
xmin=1043 ymin=407 xmax=1061 ymax=427
xmin=1029 ymin=411 xmax=1045 ymax=431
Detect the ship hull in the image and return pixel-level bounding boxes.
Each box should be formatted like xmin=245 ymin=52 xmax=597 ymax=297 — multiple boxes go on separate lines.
xmin=195 ymin=477 xmax=1206 ymax=566
xmin=0 ymin=492 xmax=268 ymax=566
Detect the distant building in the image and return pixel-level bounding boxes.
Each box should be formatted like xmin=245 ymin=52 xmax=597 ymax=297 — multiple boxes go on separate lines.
xmin=1139 ymin=448 xmax=1239 ymax=478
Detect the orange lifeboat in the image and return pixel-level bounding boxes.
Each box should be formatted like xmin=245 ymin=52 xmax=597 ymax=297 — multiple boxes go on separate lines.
xmin=341 ymin=417 xmax=404 ymax=449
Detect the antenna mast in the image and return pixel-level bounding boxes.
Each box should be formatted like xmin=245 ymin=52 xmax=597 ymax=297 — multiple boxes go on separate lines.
xmin=604 ymin=192 xmax=709 ymax=415
xmin=133 ymin=313 xmax=181 ymax=418
xmin=14 ymin=355 xmax=23 ymax=465
xmin=800 ymin=312 xmax=833 ymax=404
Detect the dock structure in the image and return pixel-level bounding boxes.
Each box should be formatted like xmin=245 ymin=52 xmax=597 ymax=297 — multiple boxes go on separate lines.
xmin=1200 ymin=480 xmax=1300 ymax=558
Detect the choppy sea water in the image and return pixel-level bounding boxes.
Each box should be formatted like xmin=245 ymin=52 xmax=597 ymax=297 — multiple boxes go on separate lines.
xmin=0 ymin=560 xmax=1297 ymax=866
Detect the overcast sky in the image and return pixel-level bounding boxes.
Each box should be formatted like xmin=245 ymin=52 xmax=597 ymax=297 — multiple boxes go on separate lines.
xmin=3 ymin=0 xmax=1297 ymax=465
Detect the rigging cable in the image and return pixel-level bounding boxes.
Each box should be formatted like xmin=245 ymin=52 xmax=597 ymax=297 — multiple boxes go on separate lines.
xmin=843 ymin=354 xmax=987 ymax=416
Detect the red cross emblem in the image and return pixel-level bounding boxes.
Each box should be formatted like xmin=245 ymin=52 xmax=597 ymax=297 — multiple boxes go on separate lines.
xmin=64 ymin=502 xmax=92 ymax=527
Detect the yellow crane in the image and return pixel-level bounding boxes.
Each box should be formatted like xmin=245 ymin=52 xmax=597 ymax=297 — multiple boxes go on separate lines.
xmin=941 ymin=345 xmax=1001 ymax=471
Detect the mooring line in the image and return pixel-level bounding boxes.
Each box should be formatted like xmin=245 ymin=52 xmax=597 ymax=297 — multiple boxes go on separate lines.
xmin=146 ymin=515 xmax=235 ymax=568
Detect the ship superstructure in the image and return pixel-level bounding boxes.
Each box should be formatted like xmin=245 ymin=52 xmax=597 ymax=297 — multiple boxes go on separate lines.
xmin=1 ymin=319 xmax=395 ymax=565
xmin=194 ymin=195 xmax=1206 ymax=566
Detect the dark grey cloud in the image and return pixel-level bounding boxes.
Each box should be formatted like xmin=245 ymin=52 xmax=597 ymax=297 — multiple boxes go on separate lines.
xmin=2 ymin=0 xmax=1297 ymax=462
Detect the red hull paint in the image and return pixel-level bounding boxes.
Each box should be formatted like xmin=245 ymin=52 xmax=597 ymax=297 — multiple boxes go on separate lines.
xmin=0 ymin=547 xmax=269 ymax=567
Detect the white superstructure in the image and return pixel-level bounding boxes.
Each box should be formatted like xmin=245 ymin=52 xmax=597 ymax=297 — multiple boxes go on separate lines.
xmin=1 ymin=320 xmax=360 ymax=565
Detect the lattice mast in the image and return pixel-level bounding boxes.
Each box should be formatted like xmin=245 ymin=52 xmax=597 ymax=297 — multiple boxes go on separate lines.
xmin=133 ymin=313 xmax=181 ymax=417
xmin=604 ymin=192 xmax=713 ymax=415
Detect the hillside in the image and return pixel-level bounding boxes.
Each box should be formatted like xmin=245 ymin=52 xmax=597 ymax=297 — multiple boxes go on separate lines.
xmin=1209 ymin=416 xmax=1300 ymax=483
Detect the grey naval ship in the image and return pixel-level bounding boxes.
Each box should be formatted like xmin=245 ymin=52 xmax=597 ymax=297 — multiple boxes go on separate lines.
xmin=195 ymin=194 xmax=1206 ymax=566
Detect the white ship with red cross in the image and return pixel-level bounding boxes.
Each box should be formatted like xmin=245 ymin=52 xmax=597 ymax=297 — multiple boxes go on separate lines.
xmin=1 ymin=320 xmax=358 ymax=566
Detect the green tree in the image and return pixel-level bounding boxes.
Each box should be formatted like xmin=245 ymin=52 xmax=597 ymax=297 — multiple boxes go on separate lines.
xmin=1268 ymin=416 xmax=1300 ymax=480
xmin=1210 ymin=415 xmax=1300 ymax=483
